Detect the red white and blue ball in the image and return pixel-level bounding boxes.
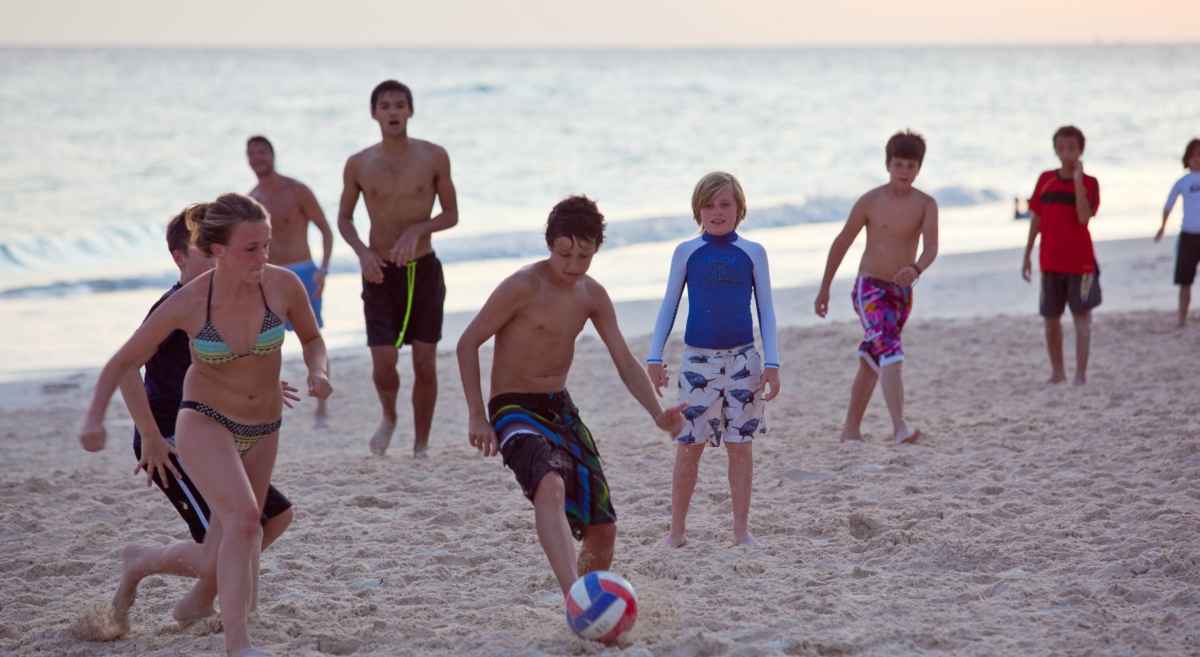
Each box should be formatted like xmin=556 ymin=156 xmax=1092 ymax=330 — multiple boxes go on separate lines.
xmin=564 ymin=571 xmax=638 ymax=643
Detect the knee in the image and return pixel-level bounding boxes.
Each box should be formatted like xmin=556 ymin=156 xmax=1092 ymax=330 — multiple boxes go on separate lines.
xmin=224 ymin=507 xmax=265 ymax=545
xmin=533 ymin=471 xmax=565 ymax=503
xmin=412 ymin=355 xmax=437 ymax=383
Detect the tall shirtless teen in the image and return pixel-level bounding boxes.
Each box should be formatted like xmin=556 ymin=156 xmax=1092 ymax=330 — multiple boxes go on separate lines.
xmin=248 ymin=135 xmax=334 ymax=427
xmin=814 ymin=130 xmax=939 ymax=445
xmin=338 ymin=80 xmax=458 ymax=457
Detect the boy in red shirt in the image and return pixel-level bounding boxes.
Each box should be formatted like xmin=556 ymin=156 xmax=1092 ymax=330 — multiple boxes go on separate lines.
xmin=1021 ymin=125 xmax=1101 ymax=384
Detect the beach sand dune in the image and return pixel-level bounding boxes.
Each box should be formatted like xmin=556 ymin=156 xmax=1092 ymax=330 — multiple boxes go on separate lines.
xmin=2 ymin=304 xmax=1199 ymax=656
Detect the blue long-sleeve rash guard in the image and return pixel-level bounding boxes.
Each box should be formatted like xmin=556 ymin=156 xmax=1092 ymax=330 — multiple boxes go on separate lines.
xmin=646 ymin=231 xmax=780 ymax=369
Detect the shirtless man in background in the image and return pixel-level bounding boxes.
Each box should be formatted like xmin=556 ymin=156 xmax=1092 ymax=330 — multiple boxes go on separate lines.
xmin=248 ymin=135 xmax=334 ymax=427
xmin=337 ymin=80 xmax=459 ymax=457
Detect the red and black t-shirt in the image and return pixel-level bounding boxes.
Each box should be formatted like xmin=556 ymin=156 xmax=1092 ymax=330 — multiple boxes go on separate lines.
xmin=1029 ymin=169 xmax=1100 ymax=274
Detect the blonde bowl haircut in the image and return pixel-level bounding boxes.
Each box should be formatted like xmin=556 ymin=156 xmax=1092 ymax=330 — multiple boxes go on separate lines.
xmin=691 ymin=172 xmax=747 ymax=229
xmin=185 ymin=193 xmax=270 ymax=256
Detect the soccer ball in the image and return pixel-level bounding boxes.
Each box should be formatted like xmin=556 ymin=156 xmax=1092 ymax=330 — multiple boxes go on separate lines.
xmin=564 ymin=571 xmax=638 ymax=643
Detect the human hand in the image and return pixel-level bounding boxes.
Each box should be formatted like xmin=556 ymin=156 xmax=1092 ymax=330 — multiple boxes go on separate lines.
xmin=1155 ymin=227 xmax=1165 ymax=243
xmin=468 ymin=416 xmax=500 ymax=457
xmin=312 ymin=269 xmax=326 ymax=299
xmin=1021 ymin=256 xmax=1033 ymax=282
xmin=647 ymin=363 xmax=668 ymax=397
xmin=1073 ymin=161 xmax=1084 ymax=183
xmin=79 ymin=417 xmax=107 ymax=452
xmin=761 ymin=368 xmax=781 ymax=402
xmin=281 ymin=380 xmax=301 ymax=409
xmin=389 ymin=229 xmax=421 ymax=266
xmin=893 ymin=264 xmax=919 ymax=287
xmin=814 ymin=289 xmax=830 ymax=318
xmin=307 ymin=372 xmax=333 ymax=400
xmin=358 ymin=250 xmax=386 ymax=284
xmin=135 ymin=434 xmax=181 ymax=488
xmin=655 ymin=402 xmax=687 ymax=437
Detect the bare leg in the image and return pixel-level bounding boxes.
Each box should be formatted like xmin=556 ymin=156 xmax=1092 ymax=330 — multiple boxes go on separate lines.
xmin=726 ymin=441 xmax=758 ymax=546
xmin=369 ymin=345 xmax=399 ymax=455
xmin=577 ymin=523 xmax=616 ymax=576
xmin=840 ymin=358 xmax=878 ymax=442
xmin=1072 ymin=312 xmax=1091 ymax=385
xmin=663 ymin=443 xmax=705 ymax=548
xmin=879 ymin=362 xmax=919 ymax=444
xmin=1179 ymin=285 xmax=1191 ymax=329
xmin=531 ymin=472 xmax=578 ymax=597
xmin=176 ymin=413 xmax=277 ymax=657
xmin=410 ymin=340 xmax=438 ymax=458
xmin=1044 ymin=317 xmax=1067 ymax=383
xmin=172 ymin=507 xmax=294 ymax=624
xmin=314 ymin=358 xmax=329 ymax=428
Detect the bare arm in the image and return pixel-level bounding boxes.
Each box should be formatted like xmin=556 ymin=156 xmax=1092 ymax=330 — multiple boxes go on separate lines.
xmin=457 ymin=276 xmax=530 ymax=457
xmin=279 ymin=267 xmax=331 ymax=400
xmin=80 ymin=299 xmax=189 ymax=452
xmin=589 ymin=285 xmax=685 ymax=436
xmin=390 ymin=147 xmax=460 ymax=265
xmin=117 ymin=366 xmax=182 ymax=486
xmin=1022 ymin=214 xmax=1042 ymax=282
xmin=337 ymin=156 xmax=386 ymax=284
xmin=1073 ymin=165 xmax=1094 ymax=225
xmin=894 ymin=197 xmax=940 ymax=286
xmin=814 ymin=198 xmax=868 ymax=317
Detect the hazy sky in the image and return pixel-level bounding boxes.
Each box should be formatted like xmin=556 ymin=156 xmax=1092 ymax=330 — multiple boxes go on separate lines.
xmin=3 ymin=0 xmax=1197 ymax=48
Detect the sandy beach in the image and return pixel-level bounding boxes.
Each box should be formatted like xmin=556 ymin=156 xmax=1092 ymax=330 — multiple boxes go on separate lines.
xmin=2 ymin=236 xmax=1199 ymax=656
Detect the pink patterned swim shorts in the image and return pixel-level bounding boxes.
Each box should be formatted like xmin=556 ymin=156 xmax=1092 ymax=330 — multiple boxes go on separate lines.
xmin=851 ymin=275 xmax=913 ymax=370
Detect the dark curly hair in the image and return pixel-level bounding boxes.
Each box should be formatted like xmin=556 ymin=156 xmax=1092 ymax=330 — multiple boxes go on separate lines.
xmin=545 ymin=195 xmax=605 ymax=249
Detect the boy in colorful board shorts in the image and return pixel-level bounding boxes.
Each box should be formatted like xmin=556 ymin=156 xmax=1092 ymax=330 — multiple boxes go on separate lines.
xmin=646 ymin=172 xmax=781 ymax=548
xmin=457 ymin=195 xmax=685 ymax=598
xmin=815 ymin=130 xmax=939 ymax=444
xmin=111 ymin=210 xmax=295 ymax=626
xmin=1021 ymin=125 xmax=1101 ymax=384
xmin=1155 ymin=138 xmax=1200 ymax=328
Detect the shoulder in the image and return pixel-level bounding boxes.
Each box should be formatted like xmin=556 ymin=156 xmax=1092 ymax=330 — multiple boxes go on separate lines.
xmin=674 ymin=234 xmax=704 ymax=255
xmin=911 ymin=187 xmax=938 ymax=207
xmin=345 ymin=144 xmax=380 ymax=168
xmin=733 ymin=235 xmax=767 ymax=256
xmin=578 ymin=275 xmax=613 ymax=308
xmin=265 ymin=264 xmax=304 ymax=291
xmin=857 ymin=185 xmax=887 ymax=205
xmin=413 ymin=138 xmax=449 ymax=160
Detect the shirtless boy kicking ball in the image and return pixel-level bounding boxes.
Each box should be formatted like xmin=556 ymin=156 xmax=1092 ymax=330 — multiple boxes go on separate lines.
xmin=814 ymin=130 xmax=939 ymax=444
xmin=457 ymin=195 xmax=685 ymax=597
xmin=339 ymin=80 xmax=458 ymax=457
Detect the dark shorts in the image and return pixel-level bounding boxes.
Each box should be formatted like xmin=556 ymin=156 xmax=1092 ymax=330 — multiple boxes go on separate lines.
xmin=134 ymin=440 xmax=293 ymax=543
xmin=489 ymin=390 xmax=615 ymax=540
xmin=1040 ymin=265 xmax=1102 ymax=318
xmin=362 ymin=253 xmax=446 ymax=347
xmin=1175 ymin=232 xmax=1200 ymax=286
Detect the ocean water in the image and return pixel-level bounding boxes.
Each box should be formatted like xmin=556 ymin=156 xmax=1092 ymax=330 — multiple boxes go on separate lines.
xmin=2 ymin=46 xmax=1198 ymax=380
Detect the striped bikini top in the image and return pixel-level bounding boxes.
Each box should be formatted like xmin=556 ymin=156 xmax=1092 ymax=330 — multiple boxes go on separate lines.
xmin=193 ymin=272 xmax=285 ymax=365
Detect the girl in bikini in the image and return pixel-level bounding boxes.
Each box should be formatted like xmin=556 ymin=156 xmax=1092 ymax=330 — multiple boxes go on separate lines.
xmin=79 ymin=193 xmax=332 ymax=657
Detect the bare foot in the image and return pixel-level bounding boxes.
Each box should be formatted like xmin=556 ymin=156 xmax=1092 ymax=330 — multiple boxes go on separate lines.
xmin=1047 ymin=373 xmax=1067 ymax=384
xmin=368 ymin=419 xmax=396 ymax=456
xmin=661 ymin=533 xmax=688 ymax=549
xmin=733 ymin=531 xmax=760 ymax=547
xmin=839 ymin=429 xmax=865 ymax=443
xmin=171 ymin=587 xmax=216 ymax=625
xmin=230 ymin=648 xmax=275 ymax=657
xmin=112 ymin=544 xmax=150 ymax=621
xmin=313 ymin=415 xmax=328 ymax=429
xmin=895 ymin=428 xmax=920 ymax=445
xmin=413 ymin=449 xmax=429 ymax=459
xmin=1073 ymin=375 xmax=1086 ymax=386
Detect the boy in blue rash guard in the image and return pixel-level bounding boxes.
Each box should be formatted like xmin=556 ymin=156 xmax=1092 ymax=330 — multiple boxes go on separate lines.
xmin=1155 ymin=138 xmax=1200 ymax=329
xmin=647 ymin=171 xmax=781 ymax=549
